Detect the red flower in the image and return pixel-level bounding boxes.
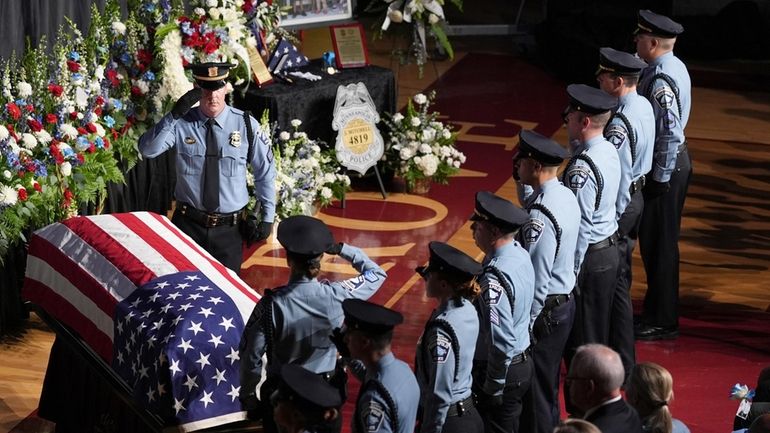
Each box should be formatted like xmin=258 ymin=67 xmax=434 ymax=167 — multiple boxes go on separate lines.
xmin=95 ymin=96 xmax=105 ymax=106
xmin=66 ymin=60 xmax=80 ymax=72
xmin=70 ymin=112 xmax=79 ymax=120
xmin=27 ymin=118 xmax=43 ymax=132
xmin=103 ymin=138 xmax=111 ymax=149
xmin=88 ymin=143 xmax=96 ymax=153
xmin=106 ymin=69 xmax=120 ymax=87
xmin=94 ymin=107 xmax=102 ymax=116
xmin=111 ymin=129 xmax=119 ymax=140
xmin=33 ymin=182 xmax=42 ymax=192
xmin=50 ymin=144 xmax=64 ymax=164
xmin=131 ymin=86 xmax=143 ymax=96
xmin=77 ymin=127 xmax=87 ymax=135
xmin=86 ymin=123 xmax=97 ymax=133
xmin=242 ymin=1 xmax=255 ymax=13
xmin=137 ymin=49 xmax=153 ymax=66
xmin=25 ymin=104 xmax=34 ymax=112
xmin=204 ymin=36 xmax=221 ymax=55
xmin=18 ymin=188 xmax=28 ymax=201
xmin=46 ymin=113 xmax=58 ymax=124
xmin=47 ymin=83 xmax=64 ymax=97
xmin=6 ymin=103 xmax=21 ymax=120
xmin=76 ymin=154 xmax=84 ymax=164
xmin=63 ymin=189 xmax=73 ymax=208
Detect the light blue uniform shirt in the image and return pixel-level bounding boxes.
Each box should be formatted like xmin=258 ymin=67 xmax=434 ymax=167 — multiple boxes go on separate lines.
xmin=239 ymin=244 xmax=386 ymax=396
xmin=353 ymin=352 xmax=420 ymax=433
xmin=563 ymin=135 xmax=621 ymax=272
xmin=415 ymin=297 xmax=478 ymax=433
xmin=604 ymin=92 xmax=656 ymax=218
xmin=139 ymin=107 xmax=277 ymax=221
xmin=474 ymin=241 xmax=534 ymax=395
xmin=520 ymin=177 xmax=580 ymax=323
xmin=638 ymin=51 xmax=691 ymax=183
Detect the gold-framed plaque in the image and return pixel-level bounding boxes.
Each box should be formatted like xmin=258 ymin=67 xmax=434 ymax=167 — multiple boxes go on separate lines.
xmin=247 ymin=45 xmax=273 ymax=87
xmin=330 ymin=23 xmax=369 ymax=69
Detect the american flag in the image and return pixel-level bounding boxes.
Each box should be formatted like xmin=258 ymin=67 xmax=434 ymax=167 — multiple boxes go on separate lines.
xmin=23 ymin=212 xmax=260 ymax=431
xmin=267 ymin=38 xmax=310 ymax=72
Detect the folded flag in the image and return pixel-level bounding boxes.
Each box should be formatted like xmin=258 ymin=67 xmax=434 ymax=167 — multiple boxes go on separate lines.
xmin=268 ymin=38 xmax=310 ymax=73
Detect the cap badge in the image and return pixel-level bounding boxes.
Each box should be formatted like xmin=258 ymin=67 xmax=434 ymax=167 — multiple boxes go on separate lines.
xmin=208 ymin=66 xmax=218 ymax=77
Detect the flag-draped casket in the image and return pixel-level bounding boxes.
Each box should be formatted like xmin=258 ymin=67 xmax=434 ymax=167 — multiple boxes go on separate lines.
xmin=23 ymin=211 xmax=260 ymax=432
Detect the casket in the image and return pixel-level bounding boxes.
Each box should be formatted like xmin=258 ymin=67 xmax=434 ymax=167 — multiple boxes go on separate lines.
xmin=23 ymin=212 xmax=262 ymax=432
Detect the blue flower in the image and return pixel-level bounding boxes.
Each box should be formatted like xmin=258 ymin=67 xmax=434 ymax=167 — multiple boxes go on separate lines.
xmin=35 ymin=164 xmax=47 ymax=177
xmin=103 ymin=115 xmax=115 ymax=128
xmin=71 ymin=73 xmax=83 ymax=82
xmin=143 ymin=71 xmax=155 ymax=82
xmin=60 ymin=146 xmax=75 ymax=158
xmin=120 ymin=53 xmax=132 ymax=66
xmin=95 ymin=137 xmax=105 ymax=149
xmin=181 ymin=22 xmax=193 ymax=36
xmin=110 ymin=98 xmax=123 ymax=111
xmin=144 ymin=2 xmax=156 ymax=12
xmin=114 ymin=40 xmax=127 ymax=50
xmin=68 ymin=51 xmax=80 ymax=61
xmin=76 ymin=136 xmax=90 ymax=151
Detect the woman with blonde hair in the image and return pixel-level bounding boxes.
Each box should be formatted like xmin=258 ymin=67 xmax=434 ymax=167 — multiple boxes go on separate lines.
xmin=626 ymin=362 xmax=691 ymax=433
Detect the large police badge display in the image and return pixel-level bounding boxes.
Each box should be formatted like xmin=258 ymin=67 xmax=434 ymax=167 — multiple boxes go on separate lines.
xmin=332 ymin=82 xmax=385 ymax=174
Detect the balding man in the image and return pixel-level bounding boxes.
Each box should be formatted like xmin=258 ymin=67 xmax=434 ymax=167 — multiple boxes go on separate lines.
xmin=566 ymin=344 xmax=642 ymax=433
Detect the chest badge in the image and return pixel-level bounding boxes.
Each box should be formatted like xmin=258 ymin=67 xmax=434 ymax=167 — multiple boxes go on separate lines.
xmin=229 ymin=131 xmax=241 ymax=147
xmin=184 ymin=136 xmax=196 ymax=145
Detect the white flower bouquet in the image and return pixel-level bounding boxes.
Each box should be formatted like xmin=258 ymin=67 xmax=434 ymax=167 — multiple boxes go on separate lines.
xmin=382 ymin=91 xmax=465 ymax=191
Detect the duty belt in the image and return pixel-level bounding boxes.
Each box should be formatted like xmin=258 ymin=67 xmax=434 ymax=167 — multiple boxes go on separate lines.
xmin=510 ymin=348 xmax=531 ymax=366
xmin=178 ymin=203 xmax=241 ymax=228
xmin=544 ymin=293 xmax=570 ymax=311
xmin=446 ymin=396 xmax=475 ymax=417
xmin=629 ymin=176 xmax=646 ymax=195
xmin=587 ymin=231 xmax=620 ymax=253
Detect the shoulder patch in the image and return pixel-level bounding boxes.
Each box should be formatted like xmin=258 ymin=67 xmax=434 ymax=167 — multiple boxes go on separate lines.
xmin=653 ymin=86 xmax=675 ymax=110
xmin=604 ymin=123 xmax=628 ymax=150
xmin=567 ymin=166 xmax=591 ymax=190
xmin=522 ymin=217 xmax=545 ymax=245
xmin=429 ymin=333 xmax=452 ymax=364
xmin=363 ymin=270 xmax=381 ymax=283
xmin=484 ymin=281 xmax=504 ymax=307
xmin=363 ymin=400 xmax=385 ymax=432
xmin=341 ymin=275 xmax=366 ymax=292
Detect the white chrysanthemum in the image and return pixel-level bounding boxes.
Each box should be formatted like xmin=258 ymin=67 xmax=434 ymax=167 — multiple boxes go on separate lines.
xmin=87 ymin=112 xmax=99 ymax=124
xmin=428 ymin=13 xmax=440 ymax=24
xmin=34 ymin=130 xmax=52 ymax=145
xmin=400 ymin=147 xmax=414 ymax=160
xmin=279 ymin=131 xmax=291 ymax=141
xmin=156 ymin=30 xmax=194 ymax=104
xmin=442 ymin=128 xmax=452 ymax=139
xmin=291 ymin=119 xmax=302 ymax=128
xmin=417 ymin=154 xmax=439 ymax=176
xmin=413 ymin=93 xmax=428 ymax=105
xmin=21 ymin=133 xmax=37 ymax=150
xmin=410 ymin=117 xmax=421 ymax=127
xmin=194 ymin=7 xmax=206 ymax=16
xmin=453 ymin=160 xmax=461 ymax=168
xmin=17 ymin=82 xmax=32 ymax=98
xmin=60 ymin=162 xmax=72 ymax=177
xmin=209 ymin=7 xmax=221 ymax=19
xmin=206 ymin=0 xmax=218 ymax=7
xmin=293 ymin=131 xmax=307 ymax=140
xmin=221 ymin=7 xmax=238 ymax=22
xmin=58 ymin=143 xmax=73 ymax=153
xmin=320 ymin=187 xmax=333 ymax=200
xmin=111 ymin=21 xmax=126 ymax=35
xmin=419 ymin=143 xmax=432 ymax=154
xmin=422 ymin=127 xmax=436 ymax=142
xmin=406 ymin=131 xmax=416 ymax=140
xmin=0 ymin=185 xmax=18 ymax=206
xmin=94 ymin=123 xmax=106 ymax=137
xmin=2 ymin=170 xmax=10 ymax=180
xmin=0 ymin=125 xmax=9 ymax=141
xmin=60 ymin=124 xmax=79 ymax=140
xmin=393 ymin=113 xmax=404 ymax=123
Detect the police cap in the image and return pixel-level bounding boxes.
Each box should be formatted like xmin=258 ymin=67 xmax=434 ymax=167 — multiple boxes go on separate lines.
xmin=189 ymin=62 xmax=234 ymax=90
xmin=342 ymin=299 xmax=403 ymax=334
xmin=416 ymin=241 xmax=482 ymax=280
xmin=596 ymin=47 xmax=648 ymax=76
xmin=277 ymin=215 xmax=334 ymax=256
xmin=517 ymin=129 xmax=569 ymax=167
xmin=277 ymin=364 xmax=342 ymax=409
xmin=567 ymin=84 xmax=617 ymax=115
xmin=470 ymin=190 xmax=529 ymax=232
xmin=635 ymin=9 xmax=684 ymax=38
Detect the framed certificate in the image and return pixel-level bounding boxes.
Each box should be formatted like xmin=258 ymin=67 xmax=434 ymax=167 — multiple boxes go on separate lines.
xmin=330 ymin=23 xmax=369 ymax=69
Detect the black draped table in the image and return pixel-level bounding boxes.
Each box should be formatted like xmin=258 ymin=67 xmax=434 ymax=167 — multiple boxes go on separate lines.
xmin=233 ymin=61 xmax=397 ymax=145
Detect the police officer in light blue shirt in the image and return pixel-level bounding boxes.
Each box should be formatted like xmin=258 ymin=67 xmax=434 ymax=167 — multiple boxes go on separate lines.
xmin=561 ymin=84 xmax=621 ymax=366
xmin=596 ymin=47 xmax=656 ymax=382
xmin=339 ymin=299 xmax=420 ymax=433
xmin=139 ymin=62 xmax=276 ymax=273
xmin=634 ymin=10 xmax=693 ymax=341
xmin=271 ymin=364 xmax=344 ymax=433
xmin=239 ymin=215 xmax=387 ymax=433
xmin=514 ymin=129 xmax=580 ymax=433
xmin=415 ymin=242 xmax=483 ymax=433
xmin=468 ymin=191 xmax=535 ymax=433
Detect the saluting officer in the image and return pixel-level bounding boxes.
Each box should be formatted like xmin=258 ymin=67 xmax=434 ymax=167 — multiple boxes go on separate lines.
xmin=514 ymin=129 xmax=580 ymax=433
xmin=139 ymin=62 xmax=276 ymax=273
xmin=272 ymin=364 xmax=343 ymax=433
xmin=415 ymin=241 xmax=484 ymax=433
xmin=339 ymin=299 xmax=420 ymax=433
xmin=469 ymin=191 xmax=535 ymax=433
xmin=596 ymin=47 xmax=656 ymax=379
xmin=561 ymin=84 xmax=621 ymax=363
xmin=239 ymin=215 xmax=387 ymax=433
xmin=634 ymin=10 xmax=692 ymax=341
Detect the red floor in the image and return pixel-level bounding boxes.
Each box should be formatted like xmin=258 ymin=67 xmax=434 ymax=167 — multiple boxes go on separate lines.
xmin=240 ymin=54 xmax=770 ymax=433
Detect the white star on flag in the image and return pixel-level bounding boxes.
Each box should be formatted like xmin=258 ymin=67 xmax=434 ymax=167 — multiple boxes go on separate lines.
xmin=200 ymin=390 xmax=214 ymax=408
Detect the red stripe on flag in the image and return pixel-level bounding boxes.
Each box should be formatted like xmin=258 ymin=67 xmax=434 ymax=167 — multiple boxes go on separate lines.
xmin=26 ymin=235 xmax=120 ymax=318
xmin=62 ymin=216 xmax=157 ymax=286
xmin=116 ymin=213 xmax=197 ymax=273
xmin=150 ymin=213 xmax=259 ymax=303
xmin=24 ymin=278 xmax=113 ymax=361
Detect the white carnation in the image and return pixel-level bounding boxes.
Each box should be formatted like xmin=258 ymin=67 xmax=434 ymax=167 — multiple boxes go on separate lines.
xmin=324 ymin=173 xmax=337 ymax=183
xmin=0 ymin=185 xmax=18 ymax=206
xmin=60 ymin=162 xmax=72 ymax=177
xmin=400 ymin=147 xmax=414 ymax=160
xmin=60 ymin=124 xmax=79 ymax=140
xmin=280 ymin=131 xmax=291 ymax=141
xmin=419 ymin=143 xmax=432 ymax=154
xmin=428 ymin=13 xmax=440 ymax=25
xmin=17 ymin=82 xmax=32 ymax=98
xmin=417 ymin=154 xmax=439 ymax=176
xmin=194 ymin=7 xmax=206 ymax=16
xmin=133 ymin=79 xmax=150 ymax=95
xmin=291 ymin=119 xmax=302 ymax=128
xmin=87 ymin=112 xmax=99 ymax=124
xmin=75 ymin=87 xmax=88 ymax=109
xmin=209 ymin=7 xmax=221 ymax=19
xmin=111 ymin=21 xmax=126 ymax=35
xmin=442 ymin=128 xmax=452 ymax=139
xmin=206 ymin=0 xmax=218 ymax=7
xmin=34 ymin=130 xmax=52 ymax=144
xmin=21 ymin=133 xmax=37 ymax=150
xmin=393 ymin=113 xmax=404 ymax=122
xmin=321 ymin=187 xmax=333 ymax=200
xmin=413 ymin=93 xmax=428 ymax=105
xmin=406 ymin=131 xmax=416 ymax=140
xmin=410 ymin=117 xmax=421 ymax=127
xmin=453 ymin=160 xmax=461 ymax=168
xmin=2 ymin=170 xmax=10 ymax=180
xmin=422 ymin=127 xmax=436 ymax=142
xmin=94 ymin=123 xmax=106 ymax=137
xmin=0 ymin=125 xmax=8 ymax=141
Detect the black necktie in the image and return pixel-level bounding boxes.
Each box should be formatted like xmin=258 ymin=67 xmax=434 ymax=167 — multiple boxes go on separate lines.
xmin=202 ymin=118 xmax=220 ymax=212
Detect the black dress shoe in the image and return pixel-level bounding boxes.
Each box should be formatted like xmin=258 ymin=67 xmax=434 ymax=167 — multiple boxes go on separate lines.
xmin=635 ymin=324 xmax=679 ymax=341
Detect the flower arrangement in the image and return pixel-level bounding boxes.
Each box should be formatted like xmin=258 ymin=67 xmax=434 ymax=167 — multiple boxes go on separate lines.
xmin=369 ymin=0 xmax=463 ymax=72
xmin=731 ymin=383 xmax=756 ymax=401
xmin=382 ymin=91 xmax=465 ymax=192
xmin=264 ymin=118 xmax=350 ymax=219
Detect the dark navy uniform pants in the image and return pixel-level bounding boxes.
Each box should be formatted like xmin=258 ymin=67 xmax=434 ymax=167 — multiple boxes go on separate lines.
xmin=639 ymin=147 xmax=693 ymax=327
xmin=442 ymin=404 xmax=484 ymax=433
xmin=172 ymin=209 xmax=243 ymax=274
xmin=474 ymin=357 xmax=533 ymax=433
